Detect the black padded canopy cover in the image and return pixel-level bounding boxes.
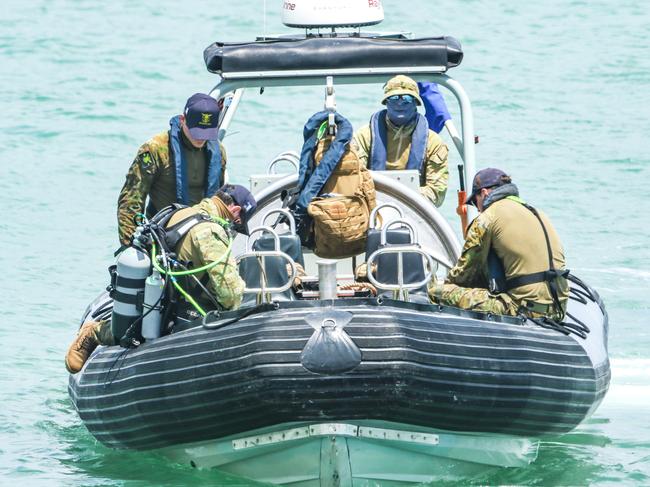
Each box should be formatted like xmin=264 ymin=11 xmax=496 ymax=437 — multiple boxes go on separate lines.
xmin=204 ymin=36 xmax=463 ymax=75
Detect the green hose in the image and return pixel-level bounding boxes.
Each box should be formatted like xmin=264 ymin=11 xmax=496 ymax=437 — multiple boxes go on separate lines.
xmin=171 ymin=277 xmax=206 ymax=317
xmin=147 ymin=218 xmax=234 ymax=318
xmin=150 ymin=238 xmax=233 ymax=276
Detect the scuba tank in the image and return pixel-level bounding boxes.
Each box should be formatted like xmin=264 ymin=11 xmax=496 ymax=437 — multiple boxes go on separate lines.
xmin=110 ymin=245 xmax=151 ymax=341
xmin=142 ymin=269 xmax=165 ymax=339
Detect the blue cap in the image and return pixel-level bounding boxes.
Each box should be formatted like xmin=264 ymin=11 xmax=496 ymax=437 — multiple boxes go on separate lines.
xmin=184 ymin=93 xmax=220 ymax=141
xmin=219 ymin=184 xmax=257 ymax=234
xmin=466 ymin=168 xmax=511 ymax=205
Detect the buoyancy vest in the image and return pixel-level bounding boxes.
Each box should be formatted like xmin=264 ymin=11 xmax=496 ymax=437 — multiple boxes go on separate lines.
xmin=486 ymin=194 xmax=569 ymax=317
xmin=168 ymin=116 xmax=223 ymax=206
xmin=369 ymin=110 xmax=429 ymax=175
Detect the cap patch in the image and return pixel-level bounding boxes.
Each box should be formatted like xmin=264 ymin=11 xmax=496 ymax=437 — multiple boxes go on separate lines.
xmin=199 ymin=113 xmax=212 ymax=126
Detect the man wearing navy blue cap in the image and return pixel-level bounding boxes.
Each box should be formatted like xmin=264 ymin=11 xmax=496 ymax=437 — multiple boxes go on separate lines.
xmin=117 ymin=93 xmax=228 ymax=246
xmin=429 ymin=167 xmax=569 ymax=321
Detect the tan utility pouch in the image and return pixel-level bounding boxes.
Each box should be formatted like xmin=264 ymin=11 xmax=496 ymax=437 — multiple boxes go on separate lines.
xmin=306 ymin=137 xmax=376 ymax=259
xmin=308 ymin=194 xmax=369 ymax=258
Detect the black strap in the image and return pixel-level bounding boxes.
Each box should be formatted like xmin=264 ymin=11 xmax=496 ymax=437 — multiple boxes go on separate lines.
xmin=116 ymin=275 xmax=146 ymax=289
xmin=113 ymin=244 xmax=129 ymax=257
xmin=112 ymin=289 xmax=144 ymax=311
xmin=162 ymin=213 xmax=211 ymax=251
xmin=149 ymin=203 xmax=187 ymax=227
xmin=517 ymin=202 xmax=567 ymax=318
xmin=505 ymin=269 xmax=570 ymax=290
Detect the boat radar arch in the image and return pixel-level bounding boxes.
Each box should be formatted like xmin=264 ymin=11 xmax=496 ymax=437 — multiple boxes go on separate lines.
xmin=282 ymin=0 xmax=384 ymax=29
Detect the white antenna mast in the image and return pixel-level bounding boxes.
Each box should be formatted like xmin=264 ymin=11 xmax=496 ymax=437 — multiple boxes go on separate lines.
xmin=263 ymin=0 xmax=267 ymax=40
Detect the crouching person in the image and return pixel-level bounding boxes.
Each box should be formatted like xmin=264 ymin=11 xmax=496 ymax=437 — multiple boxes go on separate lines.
xmin=428 ymin=168 xmax=569 ymax=321
xmin=65 ymin=184 xmax=256 ymax=374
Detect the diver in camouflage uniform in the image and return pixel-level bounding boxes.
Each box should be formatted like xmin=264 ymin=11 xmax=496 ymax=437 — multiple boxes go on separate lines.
xmin=352 ymin=75 xmax=449 ymax=207
xmin=65 ymin=185 xmax=256 ymax=374
xmin=429 ymin=168 xmax=569 ymax=320
xmin=117 ymin=93 xmax=228 ymax=246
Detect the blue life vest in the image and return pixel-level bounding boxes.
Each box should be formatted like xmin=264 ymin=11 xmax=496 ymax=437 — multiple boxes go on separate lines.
xmin=369 ymin=110 xmax=429 ymax=174
xmin=168 ymin=116 xmax=223 ymax=205
xmin=293 ymin=111 xmax=353 ymax=216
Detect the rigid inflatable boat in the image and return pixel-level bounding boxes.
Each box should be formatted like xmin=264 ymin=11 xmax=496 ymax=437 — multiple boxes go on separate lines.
xmin=69 ymin=5 xmax=610 ymax=485
xmin=69 ymin=178 xmax=610 ymax=485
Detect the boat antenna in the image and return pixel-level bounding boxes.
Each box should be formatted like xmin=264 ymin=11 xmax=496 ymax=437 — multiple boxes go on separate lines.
xmin=263 ymin=0 xmax=267 ymax=40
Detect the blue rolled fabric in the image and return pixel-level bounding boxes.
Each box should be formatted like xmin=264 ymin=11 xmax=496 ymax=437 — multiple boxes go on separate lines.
xmin=417 ymin=82 xmax=451 ymax=134
xmin=369 ymin=109 xmax=428 ymax=172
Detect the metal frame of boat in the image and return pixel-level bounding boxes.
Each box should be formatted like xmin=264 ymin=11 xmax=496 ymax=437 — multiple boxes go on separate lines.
xmin=69 ymin=33 xmax=610 ymax=487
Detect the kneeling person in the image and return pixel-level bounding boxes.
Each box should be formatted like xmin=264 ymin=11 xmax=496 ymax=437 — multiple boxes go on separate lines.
xmin=429 ymin=168 xmax=569 ymax=320
xmin=65 ymin=184 xmax=256 ymax=374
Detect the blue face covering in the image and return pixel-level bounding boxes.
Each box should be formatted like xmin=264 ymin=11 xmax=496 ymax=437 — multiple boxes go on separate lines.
xmin=386 ymin=97 xmax=418 ymax=126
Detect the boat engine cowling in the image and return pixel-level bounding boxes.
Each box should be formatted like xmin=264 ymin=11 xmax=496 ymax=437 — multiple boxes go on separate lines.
xmin=110 ymin=246 xmax=151 ymax=341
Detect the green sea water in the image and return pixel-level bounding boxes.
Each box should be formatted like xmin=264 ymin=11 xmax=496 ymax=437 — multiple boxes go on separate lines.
xmin=1 ymin=0 xmax=649 ymax=485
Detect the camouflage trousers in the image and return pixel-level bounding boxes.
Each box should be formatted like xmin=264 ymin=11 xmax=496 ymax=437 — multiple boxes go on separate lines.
xmin=96 ymin=319 xmax=117 ymax=345
xmin=428 ymin=282 xmax=520 ymax=316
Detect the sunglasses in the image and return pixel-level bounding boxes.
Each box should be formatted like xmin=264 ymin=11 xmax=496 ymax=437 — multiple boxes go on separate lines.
xmin=386 ymin=94 xmax=415 ymax=103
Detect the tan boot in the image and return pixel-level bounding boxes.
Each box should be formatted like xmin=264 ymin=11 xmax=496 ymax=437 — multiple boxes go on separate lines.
xmin=65 ymin=320 xmax=106 ymax=374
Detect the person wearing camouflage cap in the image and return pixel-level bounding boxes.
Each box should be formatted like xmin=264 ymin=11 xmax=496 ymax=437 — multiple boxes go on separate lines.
xmin=428 ymin=168 xmax=569 ymax=320
xmin=66 ymin=185 xmax=255 ymax=374
xmin=117 ymin=93 xmax=229 ymax=246
xmin=352 ymin=75 xmax=449 ymax=207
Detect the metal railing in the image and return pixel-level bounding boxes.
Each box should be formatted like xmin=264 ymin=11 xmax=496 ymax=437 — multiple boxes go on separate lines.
xmin=236 ymin=226 xmax=297 ymax=304
xmin=366 ymin=219 xmax=435 ymax=302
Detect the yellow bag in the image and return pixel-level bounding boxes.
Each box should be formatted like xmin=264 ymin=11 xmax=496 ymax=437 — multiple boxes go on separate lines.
xmin=307 ymin=137 xmax=376 ymax=258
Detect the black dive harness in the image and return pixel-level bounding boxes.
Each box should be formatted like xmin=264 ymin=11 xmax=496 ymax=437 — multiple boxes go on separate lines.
xmin=487 ymin=196 xmax=569 ymax=319
xmin=146 ymin=203 xmax=213 ymax=253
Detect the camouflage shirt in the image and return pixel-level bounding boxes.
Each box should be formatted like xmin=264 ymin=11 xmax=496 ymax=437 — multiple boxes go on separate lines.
xmin=446 ymin=198 xmax=569 ymax=313
xmin=117 ymin=129 xmax=227 ymax=246
xmin=352 ymin=118 xmax=449 ymax=207
xmin=166 ymin=198 xmax=244 ymax=311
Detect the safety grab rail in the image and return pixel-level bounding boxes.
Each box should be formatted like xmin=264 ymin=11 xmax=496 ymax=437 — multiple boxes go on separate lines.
xmin=237 ymin=226 xmax=297 ymax=303
xmin=366 ymin=219 xmax=433 ymax=302
xmin=380 ymin=218 xmax=418 ymax=246
xmin=261 ymin=208 xmax=297 ymax=235
xmin=366 ymin=245 xmax=435 ymax=302
xmin=267 ymin=151 xmax=299 ymax=174
xmin=369 ymin=202 xmax=403 ymax=229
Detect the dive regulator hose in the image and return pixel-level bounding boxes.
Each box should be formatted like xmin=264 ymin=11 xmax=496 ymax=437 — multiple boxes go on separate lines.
xmin=150 ymin=237 xmax=234 ymax=317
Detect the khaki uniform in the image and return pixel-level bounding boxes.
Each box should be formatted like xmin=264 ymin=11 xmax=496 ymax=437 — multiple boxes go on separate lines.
xmin=353 ymin=119 xmax=448 ymax=207
xmin=117 ymin=131 xmax=227 ymax=245
xmin=430 ymin=198 xmax=569 ymax=320
xmin=166 ymin=198 xmax=244 ymax=311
